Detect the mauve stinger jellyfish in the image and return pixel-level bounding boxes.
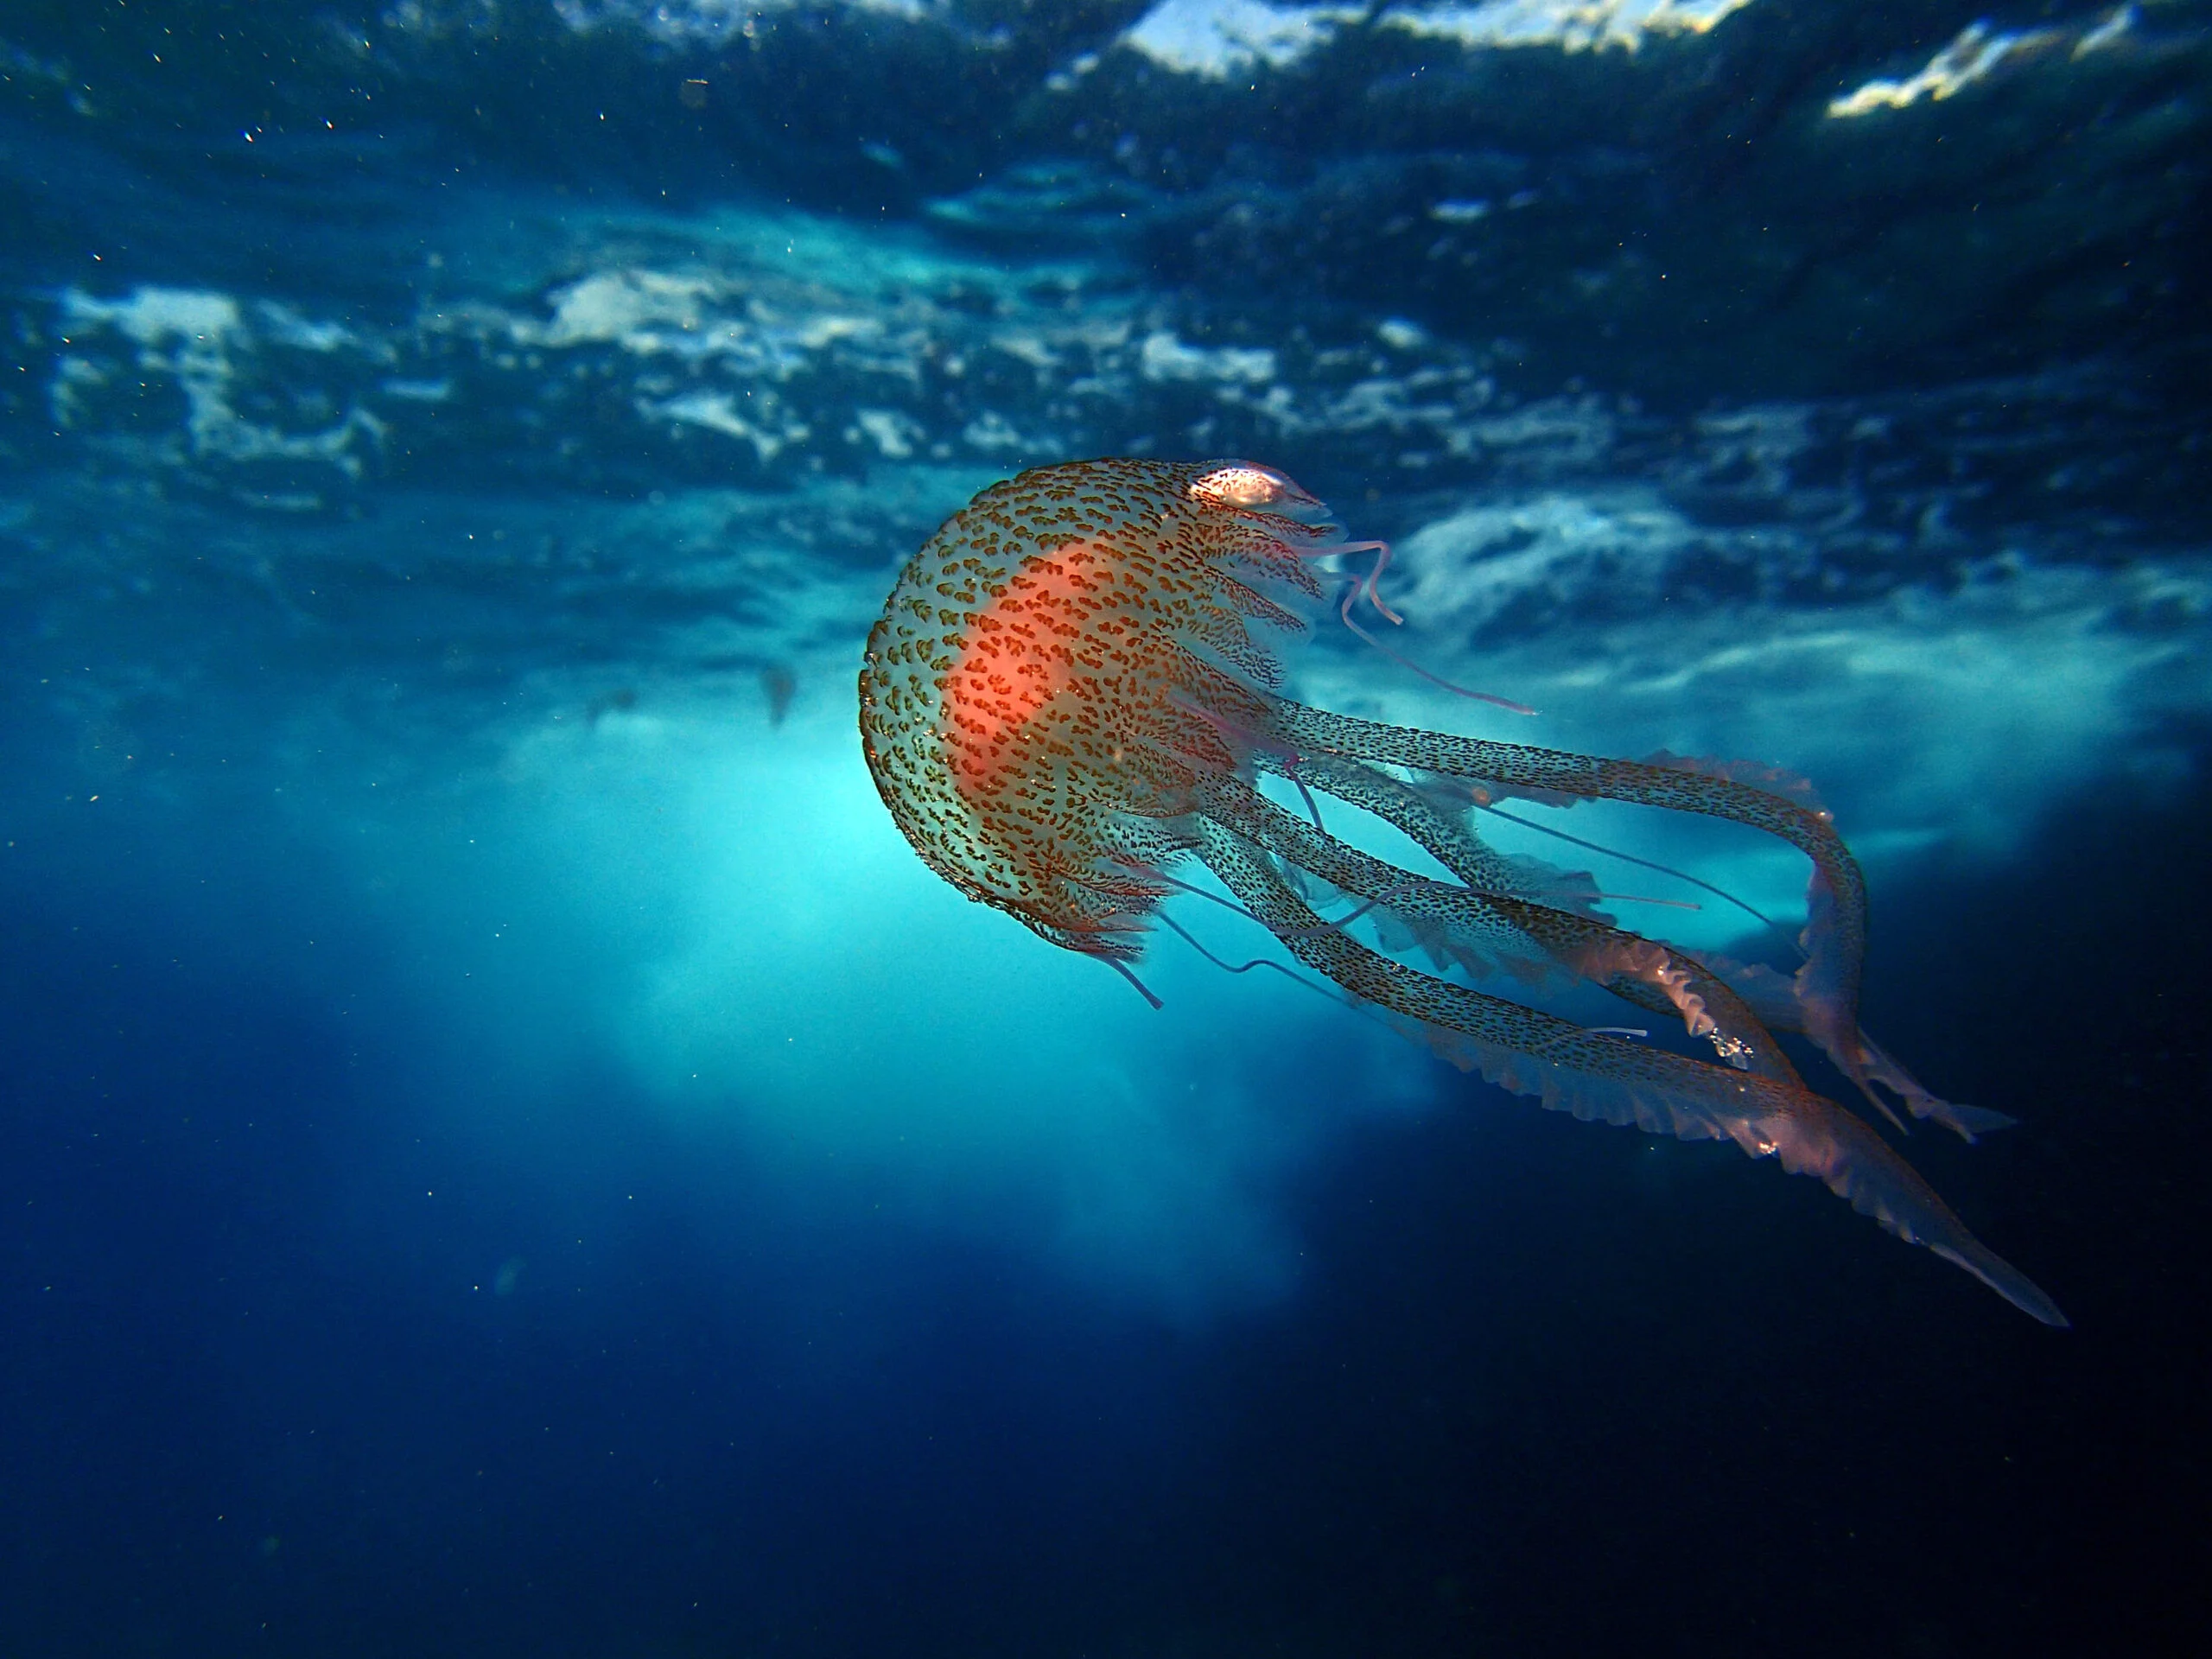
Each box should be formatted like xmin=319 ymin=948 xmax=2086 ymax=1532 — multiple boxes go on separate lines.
xmin=857 ymin=458 xmax=2065 ymax=1325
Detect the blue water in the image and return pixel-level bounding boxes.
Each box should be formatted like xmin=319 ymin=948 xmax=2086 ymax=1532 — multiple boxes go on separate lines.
xmin=3 ymin=3 xmax=2208 ymax=1654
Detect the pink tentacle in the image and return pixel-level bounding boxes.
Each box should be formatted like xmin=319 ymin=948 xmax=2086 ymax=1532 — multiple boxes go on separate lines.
xmin=1279 ymin=537 xmax=1538 ymax=715
xmin=1336 ymin=594 xmax=1539 ymax=715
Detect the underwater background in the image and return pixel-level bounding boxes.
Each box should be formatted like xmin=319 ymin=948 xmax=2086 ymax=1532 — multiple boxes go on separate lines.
xmin=3 ymin=2 xmax=2208 ymax=1654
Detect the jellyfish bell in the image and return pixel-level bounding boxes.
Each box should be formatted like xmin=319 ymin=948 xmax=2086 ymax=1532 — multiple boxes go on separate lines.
xmin=858 ymin=458 xmax=2066 ymax=1326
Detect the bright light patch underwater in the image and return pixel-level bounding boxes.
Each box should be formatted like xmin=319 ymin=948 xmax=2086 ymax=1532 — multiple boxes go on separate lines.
xmin=858 ymin=457 xmax=2068 ymax=1326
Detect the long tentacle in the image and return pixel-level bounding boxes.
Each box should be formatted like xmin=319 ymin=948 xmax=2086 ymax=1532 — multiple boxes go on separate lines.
xmin=1266 ymin=750 xmax=1573 ymax=906
xmin=1266 ymin=700 xmax=1875 ymax=1096
xmin=1697 ymin=957 xmax=2018 ymax=1142
xmin=1325 ymin=728 xmax=1978 ymax=1141
xmin=1192 ymin=818 xmax=2066 ymax=1327
xmin=1245 ymin=757 xmax=1897 ymax=1116
xmin=1203 ymin=775 xmax=1806 ymax=1091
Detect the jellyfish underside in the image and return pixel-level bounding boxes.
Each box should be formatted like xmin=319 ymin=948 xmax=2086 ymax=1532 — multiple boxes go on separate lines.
xmin=858 ymin=458 xmax=2065 ymax=1325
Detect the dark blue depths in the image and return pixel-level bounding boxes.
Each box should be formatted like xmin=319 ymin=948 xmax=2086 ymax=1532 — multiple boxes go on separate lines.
xmin=3 ymin=3 xmax=2209 ymax=1656
xmin=5 ymin=759 xmax=2206 ymax=1656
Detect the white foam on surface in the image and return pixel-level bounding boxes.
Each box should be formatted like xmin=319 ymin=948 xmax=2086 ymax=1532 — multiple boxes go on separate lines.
xmin=1385 ymin=0 xmax=1756 ymax=54
xmin=1140 ymin=330 xmax=1280 ymax=386
xmin=1123 ymin=0 xmax=1358 ymax=79
xmin=1122 ymin=0 xmax=1758 ymax=76
xmin=1828 ymin=21 xmax=2067 ymax=118
xmin=1826 ymin=8 xmax=2150 ymax=120
xmin=553 ymin=0 xmax=943 ymax=41
xmin=54 ymin=284 xmax=383 ymax=481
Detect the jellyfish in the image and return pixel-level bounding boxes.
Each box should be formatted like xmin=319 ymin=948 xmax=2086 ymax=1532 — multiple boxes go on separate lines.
xmin=858 ymin=458 xmax=2065 ymax=1325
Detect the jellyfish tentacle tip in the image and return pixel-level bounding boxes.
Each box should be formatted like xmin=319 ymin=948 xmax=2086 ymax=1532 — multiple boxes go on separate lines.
xmin=1108 ymin=956 xmax=1165 ymax=1010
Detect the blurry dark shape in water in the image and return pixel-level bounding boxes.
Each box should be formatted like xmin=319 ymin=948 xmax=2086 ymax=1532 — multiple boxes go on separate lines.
xmin=493 ymin=1256 xmax=525 ymax=1296
xmin=860 ymin=459 xmax=2068 ymax=1326
xmin=762 ymin=664 xmax=797 ymax=727
xmin=678 ymin=77 xmax=709 ymax=109
xmin=587 ymin=688 xmax=639 ymax=726
xmin=925 ymin=161 xmax=1156 ymax=248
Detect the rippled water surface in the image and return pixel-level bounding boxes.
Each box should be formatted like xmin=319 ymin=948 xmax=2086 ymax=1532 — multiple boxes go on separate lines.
xmin=3 ymin=4 xmax=2208 ymax=1656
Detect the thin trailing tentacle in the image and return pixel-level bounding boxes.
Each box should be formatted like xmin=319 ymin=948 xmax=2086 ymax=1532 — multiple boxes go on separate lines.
xmin=1201 ymin=776 xmax=1805 ymax=1090
xmin=1705 ymin=957 xmax=2018 ymax=1143
xmin=1231 ymin=755 xmax=1851 ymax=1103
xmin=1248 ymin=701 xmax=1973 ymax=1143
xmin=1192 ymin=818 xmax=2067 ymax=1328
xmin=1260 ymin=749 xmax=1588 ymax=909
xmin=1266 ymin=699 xmax=1876 ymax=1096
xmin=1453 ymin=793 xmax=1796 ymax=944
